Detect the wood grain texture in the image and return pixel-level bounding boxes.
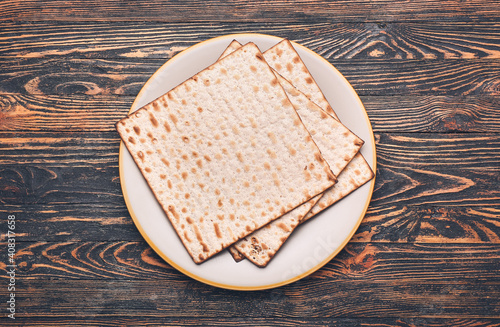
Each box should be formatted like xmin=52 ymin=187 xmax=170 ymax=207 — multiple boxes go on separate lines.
xmin=0 ymin=133 xmax=498 ymax=207
xmin=1 ymin=94 xmax=499 ymax=133
xmin=1 ymin=22 xmax=499 ymax=60
xmin=1 ymin=202 xmax=499 ymax=244
xmin=0 ymin=243 xmax=498 ymax=318
xmin=3 ymin=241 xmax=498 ymax=282
xmin=1 ymin=0 xmax=498 ymax=22
xmin=356 ymin=206 xmax=500 ymax=243
xmin=1 ymin=58 xmax=499 ymax=96
xmin=3 ymin=317 xmax=500 ymax=327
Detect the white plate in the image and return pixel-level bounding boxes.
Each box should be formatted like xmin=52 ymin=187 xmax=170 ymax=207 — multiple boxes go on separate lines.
xmin=119 ymin=33 xmax=376 ymax=290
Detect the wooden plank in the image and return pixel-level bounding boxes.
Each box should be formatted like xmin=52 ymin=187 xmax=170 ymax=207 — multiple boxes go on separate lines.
xmin=1 ymin=21 xmax=499 ymax=60
xmin=5 ymin=317 xmax=500 ymax=327
xmin=4 ymin=241 xmax=498 ymax=282
xmin=0 ymin=204 xmax=139 ymax=242
xmin=0 ymin=0 xmax=498 ymax=23
xmin=1 ymin=133 xmax=498 ymax=208
xmin=1 ymin=243 xmax=498 ymax=318
xmin=1 ymin=94 xmax=499 ymax=133
xmin=1 ymin=199 xmax=499 ymax=243
xmin=1 ymin=57 xmax=499 ymax=97
xmin=356 ymin=206 xmax=500 ymax=243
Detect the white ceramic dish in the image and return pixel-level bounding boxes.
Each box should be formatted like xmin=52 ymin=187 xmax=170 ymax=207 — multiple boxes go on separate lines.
xmin=118 ymin=33 xmax=376 ymax=290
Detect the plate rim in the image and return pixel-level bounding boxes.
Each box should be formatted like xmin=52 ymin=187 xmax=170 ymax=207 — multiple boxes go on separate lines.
xmin=118 ymin=32 xmax=377 ymax=291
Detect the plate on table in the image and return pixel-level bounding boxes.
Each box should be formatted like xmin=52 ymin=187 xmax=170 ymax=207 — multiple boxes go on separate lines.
xmin=118 ymin=33 xmax=376 ymax=290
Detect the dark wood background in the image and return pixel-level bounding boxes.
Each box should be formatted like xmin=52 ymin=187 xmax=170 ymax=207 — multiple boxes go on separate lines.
xmin=1 ymin=1 xmax=499 ymax=326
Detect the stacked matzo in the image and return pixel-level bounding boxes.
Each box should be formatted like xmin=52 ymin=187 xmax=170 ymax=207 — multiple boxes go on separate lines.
xmin=116 ymin=43 xmax=336 ymax=264
xmin=220 ymin=41 xmax=365 ymax=266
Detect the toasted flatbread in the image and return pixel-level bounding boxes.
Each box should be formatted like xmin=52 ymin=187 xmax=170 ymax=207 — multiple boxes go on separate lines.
xmin=116 ymin=43 xmax=336 ymax=263
xmin=221 ymin=41 xmax=364 ymax=267
xmin=263 ymin=40 xmax=374 ymax=220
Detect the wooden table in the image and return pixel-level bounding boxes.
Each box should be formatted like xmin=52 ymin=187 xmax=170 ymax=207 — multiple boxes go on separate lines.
xmin=1 ymin=1 xmax=499 ymax=325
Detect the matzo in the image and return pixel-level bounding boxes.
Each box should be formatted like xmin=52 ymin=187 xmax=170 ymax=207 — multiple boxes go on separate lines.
xmin=263 ymin=39 xmax=374 ymax=220
xmin=116 ymin=43 xmax=336 ymax=264
xmin=221 ymin=41 xmax=363 ymax=267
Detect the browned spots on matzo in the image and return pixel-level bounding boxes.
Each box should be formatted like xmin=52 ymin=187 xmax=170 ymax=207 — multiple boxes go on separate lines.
xmin=220 ymin=68 xmax=227 ymax=75
xmin=236 ymin=152 xmax=244 ymax=162
xmin=185 ymin=193 xmax=190 ymax=199
xmin=182 ymin=208 xmax=187 ymax=213
xmin=204 ymin=79 xmax=210 ymax=86
xmin=161 ymin=158 xmax=170 ymax=167
xmin=250 ymin=65 xmax=257 ymax=72
xmin=253 ymin=85 xmax=259 ymax=93
xmin=169 ymin=114 xmax=178 ymax=125
xmin=276 ymin=48 xmax=283 ymax=56
xmin=315 ymin=152 xmax=325 ymax=163
xmin=128 ymin=136 xmax=135 ymax=144
xmin=271 ymin=78 xmax=278 ymax=86
xmin=145 ymin=167 xmax=151 ymax=173
xmin=167 ymin=180 xmax=172 ymax=189
xmin=214 ymin=223 xmax=222 ymax=238
xmin=182 ymin=154 xmax=189 ymax=160
xmin=304 ymin=170 xmax=312 ymax=181
xmin=181 ymin=99 xmax=187 ymax=105
xmin=215 ymin=188 xmax=221 ymax=195
xmin=181 ymin=172 xmax=188 ymax=180
xmin=286 ymin=62 xmax=293 ymax=73
xmin=133 ymin=126 xmax=141 ymax=135
xmin=305 ymin=77 xmax=313 ymax=84
xmin=267 ymin=149 xmax=277 ymax=159
xmin=354 ymin=169 xmax=361 ymax=176
xmin=204 ymin=155 xmax=211 ymax=162
xmin=184 ymin=231 xmax=192 ymax=242
xmin=264 ymin=162 xmax=271 ymax=170
xmin=229 ymin=213 xmax=235 ymax=221
xmin=164 ymin=121 xmax=171 ymax=133
xmin=275 ymin=63 xmax=282 ymax=70
xmin=217 ymin=214 xmax=224 ymax=220
xmin=246 ymin=225 xmax=253 ymax=232
xmin=197 ymin=107 xmax=203 ymax=113
xmin=149 ymin=113 xmax=159 ymax=127
xmin=268 ymin=132 xmax=277 ymax=144
xmin=277 ymin=223 xmax=291 ymax=233
xmin=196 ymin=159 xmax=203 ymax=168
xmin=168 ymin=205 xmax=179 ymax=222
xmin=137 ymin=151 xmax=144 ymax=162
xmin=218 ymin=199 xmax=223 ymax=207
xmin=182 ymin=136 xmax=189 ymax=143
xmin=293 ymin=56 xmax=300 ymax=63
xmin=160 ymin=174 xmax=166 ymax=179
xmin=256 ymin=53 xmax=264 ymax=61
xmin=281 ymin=98 xmax=292 ymax=107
